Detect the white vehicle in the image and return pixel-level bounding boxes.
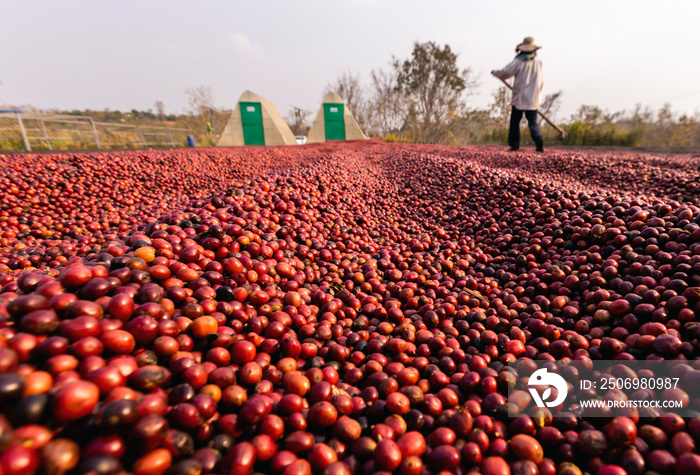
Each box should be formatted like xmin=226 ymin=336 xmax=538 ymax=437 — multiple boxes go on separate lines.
xmin=295 ymin=135 xmax=307 ymax=145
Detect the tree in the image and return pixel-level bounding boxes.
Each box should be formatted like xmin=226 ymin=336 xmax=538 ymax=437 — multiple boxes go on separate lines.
xmin=572 ymin=105 xmax=604 ymax=125
xmin=489 ymin=86 xmax=511 ymax=128
xmin=154 ymin=101 xmax=166 ymax=121
xmin=365 ymin=67 xmax=407 ymax=139
xmin=630 ymin=103 xmax=654 ymax=127
xmin=654 ymin=103 xmax=676 ymax=147
xmin=186 ymin=86 xmax=215 ymax=116
xmin=668 ymin=114 xmax=698 ymax=147
xmin=393 ymin=41 xmax=477 ymax=143
xmin=539 ymin=91 xmax=563 ymax=125
xmin=324 ymin=70 xmax=366 ymax=126
xmin=185 ymin=86 xmax=217 ymax=144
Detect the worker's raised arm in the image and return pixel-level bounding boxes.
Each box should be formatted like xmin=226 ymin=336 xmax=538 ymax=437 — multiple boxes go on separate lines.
xmin=491 ymin=59 xmax=518 ymax=80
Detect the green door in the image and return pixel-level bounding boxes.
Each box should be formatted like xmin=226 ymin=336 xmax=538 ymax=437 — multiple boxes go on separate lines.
xmin=240 ymin=102 xmax=265 ymax=145
xmin=324 ymin=103 xmax=346 ymax=141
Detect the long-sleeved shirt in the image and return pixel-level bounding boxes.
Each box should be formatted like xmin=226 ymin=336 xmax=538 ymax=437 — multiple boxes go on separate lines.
xmin=492 ymin=57 xmax=543 ymax=110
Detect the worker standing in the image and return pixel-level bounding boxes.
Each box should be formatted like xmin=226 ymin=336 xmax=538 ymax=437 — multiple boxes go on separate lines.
xmin=491 ymin=37 xmax=544 ymax=152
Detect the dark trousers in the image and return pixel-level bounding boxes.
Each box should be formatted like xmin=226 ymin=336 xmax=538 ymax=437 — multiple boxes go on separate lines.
xmin=509 ymin=107 xmax=543 ymax=150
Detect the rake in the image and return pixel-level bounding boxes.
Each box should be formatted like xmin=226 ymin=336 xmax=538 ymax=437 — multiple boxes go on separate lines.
xmin=497 ymin=77 xmax=567 ymax=140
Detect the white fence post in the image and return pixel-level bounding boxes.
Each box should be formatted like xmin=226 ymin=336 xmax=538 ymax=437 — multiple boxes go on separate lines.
xmin=39 ymin=119 xmax=52 ymax=150
xmin=89 ymin=118 xmax=103 ymax=149
xmin=16 ymin=114 xmax=31 ymax=151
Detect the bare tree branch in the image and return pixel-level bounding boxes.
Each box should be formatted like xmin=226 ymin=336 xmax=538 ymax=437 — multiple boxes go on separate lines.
xmin=366 ymin=67 xmax=407 ymax=138
xmin=324 ymin=71 xmax=367 ymax=128
xmin=489 ymin=86 xmax=511 ymax=128
xmin=539 ymin=91 xmax=563 ymax=125
xmin=154 ymin=101 xmax=166 ymax=121
xmin=185 ymin=86 xmax=215 ymax=116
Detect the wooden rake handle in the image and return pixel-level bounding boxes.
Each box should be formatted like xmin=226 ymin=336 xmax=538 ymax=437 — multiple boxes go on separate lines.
xmin=496 ymin=76 xmax=567 ymax=139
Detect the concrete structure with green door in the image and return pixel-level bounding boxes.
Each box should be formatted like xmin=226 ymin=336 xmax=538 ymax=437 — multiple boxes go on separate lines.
xmin=218 ymin=91 xmax=296 ymax=146
xmin=307 ymin=92 xmax=368 ymax=143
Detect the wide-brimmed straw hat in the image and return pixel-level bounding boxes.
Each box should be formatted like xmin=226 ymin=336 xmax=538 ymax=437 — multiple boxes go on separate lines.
xmin=516 ymin=37 xmax=541 ymax=53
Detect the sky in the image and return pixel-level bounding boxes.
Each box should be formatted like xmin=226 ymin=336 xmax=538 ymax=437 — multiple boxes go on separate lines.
xmin=2 ymin=1 xmax=700 ymax=122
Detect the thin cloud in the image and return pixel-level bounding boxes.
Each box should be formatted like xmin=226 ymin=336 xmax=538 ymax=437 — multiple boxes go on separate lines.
xmin=229 ymin=33 xmax=265 ymax=59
